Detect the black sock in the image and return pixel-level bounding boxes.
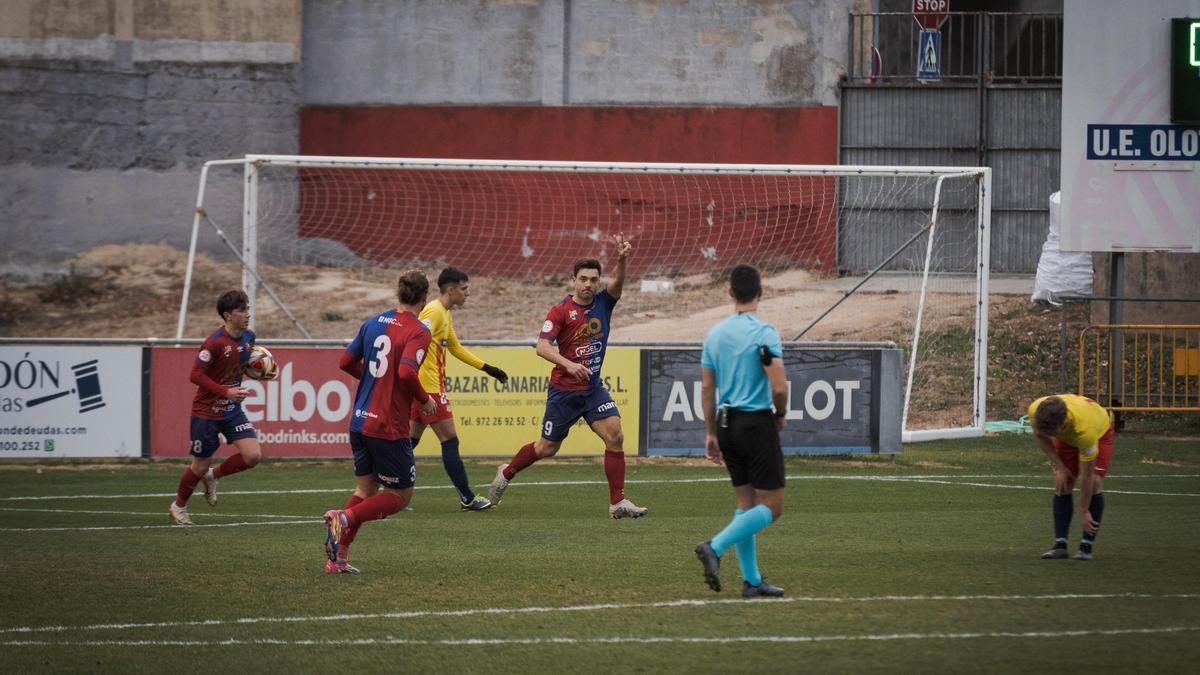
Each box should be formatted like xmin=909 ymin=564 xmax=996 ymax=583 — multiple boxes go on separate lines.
xmin=1053 ymin=494 xmax=1073 ymax=541
xmin=440 ymin=436 xmax=474 ymax=502
xmin=1081 ymin=493 xmax=1104 ymax=546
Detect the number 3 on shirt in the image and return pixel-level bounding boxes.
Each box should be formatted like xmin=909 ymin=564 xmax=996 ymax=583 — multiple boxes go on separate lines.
xmin=369 ymin=334 xmax=391 ymax=378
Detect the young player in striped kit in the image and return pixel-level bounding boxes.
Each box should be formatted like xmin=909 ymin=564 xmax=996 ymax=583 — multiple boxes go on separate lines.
xmin=322 ymin=271 xmax=436 ymax=574
xmin=169 ymin=290 xmax=266 ymax=525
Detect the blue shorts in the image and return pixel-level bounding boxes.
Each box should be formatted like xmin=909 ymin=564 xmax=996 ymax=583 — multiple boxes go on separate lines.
xmin=189 ymin=413 xmax=257 ymax=458
xmin=540 ymin=386 xmax=619 ymax=442
xmin=350 ymin=432 xmax=416 ymax=489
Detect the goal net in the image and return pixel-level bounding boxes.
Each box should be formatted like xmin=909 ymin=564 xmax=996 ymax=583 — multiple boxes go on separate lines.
xmin=177 ymin=155 xmax=990 ymax=440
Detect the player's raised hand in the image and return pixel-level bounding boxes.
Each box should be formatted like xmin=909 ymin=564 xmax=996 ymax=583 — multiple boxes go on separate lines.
xmin=614 ymin=232 xmax=632 ymax=259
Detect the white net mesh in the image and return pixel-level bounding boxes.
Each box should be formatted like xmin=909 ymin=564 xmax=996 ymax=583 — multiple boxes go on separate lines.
xmin=183 ymin=158 xmax=987 ymax=434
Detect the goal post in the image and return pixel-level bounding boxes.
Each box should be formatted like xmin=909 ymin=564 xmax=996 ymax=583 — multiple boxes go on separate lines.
xmin=177 ymin=155 xmax=990 ymax=441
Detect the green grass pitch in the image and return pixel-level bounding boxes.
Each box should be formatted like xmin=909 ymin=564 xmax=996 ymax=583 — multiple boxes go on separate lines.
xmin=1 ymin=435 xmax=1198 ymax=673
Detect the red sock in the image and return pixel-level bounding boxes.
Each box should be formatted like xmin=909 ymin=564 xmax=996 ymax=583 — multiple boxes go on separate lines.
xmin=604 ymin=450 xmax=626 ymax=504
xmin=213 ymin=453 xmax=250 ymax=479
xmin=503 ymin=442 xmax=539 ymax=480
xmin=347 ymin=492 xmax=404 ymax=525
xmin=174 ymin=467 xmax=202 ymax=507
xmin=339 ymin=495 xmax=365 ymax=558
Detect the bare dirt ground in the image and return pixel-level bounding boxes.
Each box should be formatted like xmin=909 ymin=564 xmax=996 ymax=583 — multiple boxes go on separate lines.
xmin=0 ymin=243 xmax=974 ymax=344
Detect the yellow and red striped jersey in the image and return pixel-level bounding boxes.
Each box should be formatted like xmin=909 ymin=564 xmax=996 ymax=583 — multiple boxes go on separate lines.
xmin=1028 ymin=394 xmax=1113 ymax=461
xmin=418 ymin=298 xmax=485 ymax=393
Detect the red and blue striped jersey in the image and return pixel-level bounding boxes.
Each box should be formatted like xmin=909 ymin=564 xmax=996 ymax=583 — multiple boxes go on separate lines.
xmin=346 ymin=309 xmax=431 ymax=440
xmin=191 ymin=326 xmax=255 ymax=420
xmin=539 ymin=289 xmax=617 ymax=392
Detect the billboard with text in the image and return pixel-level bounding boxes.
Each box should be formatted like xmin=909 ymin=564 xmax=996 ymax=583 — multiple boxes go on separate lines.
xmin=642 ymin=347 xmax=902 ymax=455
xmin=0 ymin=346 xmax=144 ymax=458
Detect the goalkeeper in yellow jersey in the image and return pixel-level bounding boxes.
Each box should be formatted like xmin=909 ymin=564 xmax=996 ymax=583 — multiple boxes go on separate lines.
xmin=1028 ymin=394 xmax=1114 ymax=561
xmin=410 ymin=267 xmax=509 ymax=510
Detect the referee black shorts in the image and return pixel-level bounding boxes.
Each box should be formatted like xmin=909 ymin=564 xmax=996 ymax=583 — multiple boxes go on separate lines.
xmin=717 ymin=409 xmax=785 ymax=490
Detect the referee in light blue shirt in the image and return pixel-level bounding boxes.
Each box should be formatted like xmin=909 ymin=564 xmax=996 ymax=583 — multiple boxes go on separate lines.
xmin=694 ymin=264 xmax=789 ymax=598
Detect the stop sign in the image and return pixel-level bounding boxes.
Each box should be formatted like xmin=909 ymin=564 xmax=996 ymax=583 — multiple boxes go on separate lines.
xmin=913 ymin=0 xmax=949 ymax=30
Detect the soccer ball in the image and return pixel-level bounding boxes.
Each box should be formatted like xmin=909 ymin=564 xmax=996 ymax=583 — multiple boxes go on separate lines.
xmin=244 ymin=345 xmax=278 ymax=381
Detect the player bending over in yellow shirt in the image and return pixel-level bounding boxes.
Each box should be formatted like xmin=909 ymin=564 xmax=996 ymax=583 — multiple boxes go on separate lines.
xmin=1028 ymin=394 xmax=1114 ymax=561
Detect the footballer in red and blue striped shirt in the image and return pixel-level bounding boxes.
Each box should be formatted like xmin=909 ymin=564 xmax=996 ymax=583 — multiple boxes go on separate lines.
xmin=323 ymin=271 xmax=436 ymax=574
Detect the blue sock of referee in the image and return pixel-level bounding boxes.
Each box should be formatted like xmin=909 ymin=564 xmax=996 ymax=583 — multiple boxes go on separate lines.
xmin=710 ymin=504 xmax=773 ymax=562
xmin=439 ymin=437 xmax=475 ymax=503
xmin=729 ymin=508 xmax=763 ymax=586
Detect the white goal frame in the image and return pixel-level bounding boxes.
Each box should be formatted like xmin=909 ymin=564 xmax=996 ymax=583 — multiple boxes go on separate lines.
xmin=177 ymin=154 xmax=991 ymax=442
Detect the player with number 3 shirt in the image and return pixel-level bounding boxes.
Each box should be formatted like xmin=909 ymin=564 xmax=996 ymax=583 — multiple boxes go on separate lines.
xmin=320 ymin=270 xmax=436 ymax=574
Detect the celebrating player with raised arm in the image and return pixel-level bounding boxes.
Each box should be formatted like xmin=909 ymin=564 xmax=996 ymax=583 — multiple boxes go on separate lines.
xmin=411 ymin=266 xmax=509 ymax=511
xmin=321 ymin=271 xmax=436 ymax=574
xmin=169 ymin=290 xmax=266 ymax=526
xmin=1029 ymin=394 xmax=1114 ymax=561
xmin=487 ymin=233 xmax=647 ymax=519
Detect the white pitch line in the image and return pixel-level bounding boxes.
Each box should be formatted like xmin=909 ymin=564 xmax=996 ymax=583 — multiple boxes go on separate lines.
xmin=0 ymin=519 xmax=320 ymax=533
xmin=2 ymin=473 xmax=1198 ymax=503
xmin=880 ymin=477 xmax=1200 ymax=497
xmin=2 ymin=624 xmax=1198 ymax=647
xmin=2 ymin=593 xmax=1196 ymax=636
xmin=0 ymin=507 xmax=312 ymax=520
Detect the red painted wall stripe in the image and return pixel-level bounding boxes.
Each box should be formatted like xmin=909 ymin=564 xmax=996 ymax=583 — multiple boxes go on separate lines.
xmin=295 ymin=106 xmax=839 ymax=275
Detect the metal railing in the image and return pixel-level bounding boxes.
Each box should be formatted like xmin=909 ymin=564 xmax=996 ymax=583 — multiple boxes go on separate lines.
xmin=1078 ymin=324 xmax=1200 ymax=412
xmin=848 ymin=12 xmax=1062 ymax=84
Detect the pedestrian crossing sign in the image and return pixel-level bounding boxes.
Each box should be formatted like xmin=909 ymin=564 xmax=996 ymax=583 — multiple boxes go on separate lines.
xmin=918 ymin=29 xmax=941 ymax=81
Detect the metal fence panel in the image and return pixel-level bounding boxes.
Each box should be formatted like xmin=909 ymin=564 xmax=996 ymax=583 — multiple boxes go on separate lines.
xmin=840 ymin=11 xmax=1063 ymax=274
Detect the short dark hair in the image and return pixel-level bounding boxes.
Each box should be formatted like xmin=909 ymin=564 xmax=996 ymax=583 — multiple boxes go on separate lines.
xmin=729 ymin=264 xmax=762 ymax=304
xmin=437 ymin=266 xmax=469 ymax=291
xmin=573 ymin=258 xmax=602 ymax=277
xmin=216 ymin=290 xmax=248 ymax=319
xmin=396 ymin=270 xmax=430 ymax=306
xmin=1033 ymin=396 xmax=1069 ymax=436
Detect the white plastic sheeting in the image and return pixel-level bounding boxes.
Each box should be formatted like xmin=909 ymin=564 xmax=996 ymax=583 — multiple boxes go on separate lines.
xmin=1032 ymin=191 xmax=1093 ymax=305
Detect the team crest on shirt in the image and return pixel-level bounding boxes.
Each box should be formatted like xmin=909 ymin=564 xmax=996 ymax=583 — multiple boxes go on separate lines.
xmin=569 ymin=309 xmax=578 ymax=320
xmin=441 ymin=339 xmax=448 ymax=346
xmin=223 ymin=345 xmax=232 ymax=357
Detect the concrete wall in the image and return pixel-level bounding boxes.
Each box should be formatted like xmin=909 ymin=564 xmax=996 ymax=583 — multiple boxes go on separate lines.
xmin=0 ymin=1 xmax=302 ymax=276
xmin=302 ymin=0 xmax=855 ymax=106
xmin=1091 ymin=253 xmax=1200 ymax=324
xmin=2 ymin=0 xmax=854 ymax=275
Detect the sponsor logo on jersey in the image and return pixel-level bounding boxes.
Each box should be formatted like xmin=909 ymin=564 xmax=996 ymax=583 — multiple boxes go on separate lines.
xmin=378 ymin=316 xmax=400 ymax=326
xmin=596 ymin=401 xmax=617 ymax=413
xmin=575 ymin=342 xmax=602 ymax=357
xmin=354 ymin=408 xmax=379 ymax=419
xmin=421 ymin=317 xmax=432 ymax=330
